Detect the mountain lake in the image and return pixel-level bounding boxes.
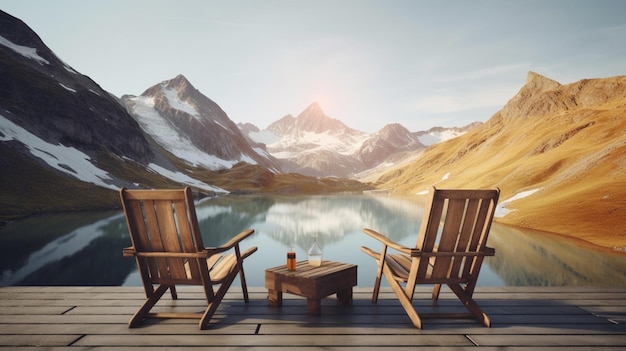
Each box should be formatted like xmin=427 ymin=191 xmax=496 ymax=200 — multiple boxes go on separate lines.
xmin=2 ymin=194 xmax=626 ymax=287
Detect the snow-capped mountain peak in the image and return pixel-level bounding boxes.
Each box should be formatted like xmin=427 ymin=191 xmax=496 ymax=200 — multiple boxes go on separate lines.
xmin=122 ymin=75 xmax=281 ymax=171
xmin=268 ymin=102 xmax=358 ymax=136
xmin=244 ymin=103 xmax=477 ymax=178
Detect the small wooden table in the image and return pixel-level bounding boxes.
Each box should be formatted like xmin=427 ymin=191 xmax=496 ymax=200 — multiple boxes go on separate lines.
xmin=265 ymin=260 xmax=357 ymax=315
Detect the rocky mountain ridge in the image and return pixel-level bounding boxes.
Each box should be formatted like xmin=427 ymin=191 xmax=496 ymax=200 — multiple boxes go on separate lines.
xmin=244 ymin=102 xmax=474 ymax=177
xmin=375 ymin=71 xmax=626 ymax=249
xmin=0 ymin=12 xmax=152 ymax=163
xmin=120 ymin=74 xmax=471 ymax=179
xmin=1 ymin=10 xmax=173 ymax=218
xmin=121 ymin=75 xmax=280 ymax=171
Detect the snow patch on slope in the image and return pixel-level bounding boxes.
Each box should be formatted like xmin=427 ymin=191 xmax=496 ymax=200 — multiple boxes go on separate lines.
xmin=0 ymin=35 xmax=49 ymax=65
xmin=147 ymin=163 xmax=227 ymax=193
xmin=59 ymin=83 xmax=76 ymax=92
xmin=0 ymin=114 xmax=116 ymax=189
xmin=162 ymin=87 xmax=201 ymax=120
xmin=0 ymin=114 xmax=221 ymax=192
xmin=129 ymin=96 xmax=238 ymax=170
xmin=495 ymin=188 xmax=541 ymax=217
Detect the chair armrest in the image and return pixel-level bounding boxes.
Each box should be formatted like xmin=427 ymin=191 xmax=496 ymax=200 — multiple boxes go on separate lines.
xmin=210 ymin=228 xmax=255 ymax=252
xmin=361 ymin=246 xmax=381 ymax=259
xmin=484 ymin=246 xmax=496 ymax=256
xmin=363 ymin=228 xmax=411 ymax=254
xmin=240 ymin=246 xmax=258 ymax=260
xmin=124 ymin=246 xmax=211 ymax=259
xmin=133 ymin=251 xmax=213 ymax=259
xmin=410 ymin=249 xmax=496 ymax=258
xmin=122 ymin=246 xmax=135 ymax=257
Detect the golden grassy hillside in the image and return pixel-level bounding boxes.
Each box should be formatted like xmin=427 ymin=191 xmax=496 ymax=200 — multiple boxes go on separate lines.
xmin=374 ymin=72 xmax=626 ymax=250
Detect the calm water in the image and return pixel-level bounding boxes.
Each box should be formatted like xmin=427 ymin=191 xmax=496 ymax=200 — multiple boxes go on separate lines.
xmin=2 ymin=194 xmax=626 ymax=287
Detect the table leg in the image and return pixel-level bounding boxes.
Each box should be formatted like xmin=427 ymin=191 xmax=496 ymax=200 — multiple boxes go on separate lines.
xmin=307 ymin=298 xmax=321 ymax=315
xmin=268 ymin=289 xmax=283 ymax=307
xmin=337 ymin=287 xmax=353 ymax=306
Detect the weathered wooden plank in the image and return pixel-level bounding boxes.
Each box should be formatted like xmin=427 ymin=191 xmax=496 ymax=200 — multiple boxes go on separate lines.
xmin=7 ymin=348 xmax=626 ymax=351
xmin=469 ymin=334 xmax=626 ymax=347
xmin=5 ymin=296 xmax=620 ymax=313
xmin=0 ymin=334 xmax=80 ymax=347
xmin=258 ymin=322 xmax=626 ymax=335
xmin=2 ymin=285 xmax=623 ymax=294
xmin=2 ymin=287 xmax=626 ymax=302
xmin=0 ymin=323 xmax=257 ymax=335
xmin=73 ymin=334 xmax=475 ymax=347
xmin=0 ymin=348 xmax=93 ymax=351
xmin=54 ymin=302 xmax=594 ymax=318
xmin=1 ymin=310 xmax=616 ymax=327
xmin=0 ymin=314 xmax=128 ymax=324
xmin=470 ymin=292 xmax=626 ymax=300
xmin=0 ymin=297 xmax=535 ymax=310
xmin=491 ymin=313 xmax=612 ymax=325
xmin=0 ymin=306 xmax=72 ymax=315
xmin=2 ymin=348 xmax=626 ymax=351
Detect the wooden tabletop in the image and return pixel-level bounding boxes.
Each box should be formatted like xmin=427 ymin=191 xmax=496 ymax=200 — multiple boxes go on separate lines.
xmin=265 ymin=260 xmax=357 ymax=277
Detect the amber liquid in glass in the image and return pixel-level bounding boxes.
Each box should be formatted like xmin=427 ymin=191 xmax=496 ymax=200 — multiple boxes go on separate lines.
xmin=287 ymin=251 xmax=296 ymax=271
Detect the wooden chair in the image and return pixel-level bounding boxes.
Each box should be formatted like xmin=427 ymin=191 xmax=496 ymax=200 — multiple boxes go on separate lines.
xmin=120 ymin=187 xmax=258 ymax=329
xmin=361 ymin=187 xmax=500 ymax=329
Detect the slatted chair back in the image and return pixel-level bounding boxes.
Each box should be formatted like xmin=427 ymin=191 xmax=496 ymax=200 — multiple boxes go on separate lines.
xmin=120 ymin=187 xmax=207 ymax=286
xmin=412 ymin=188 xmax=500 ymax=286
xmin=361 ymin=186 xmax=500 ymax=328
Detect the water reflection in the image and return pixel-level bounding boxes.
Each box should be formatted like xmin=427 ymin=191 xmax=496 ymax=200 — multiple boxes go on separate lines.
xmin=1 ymin=194 xmax=625 ymax=287
xmin=0 ymin=211 xmax=134 ymax=286
xmin=488 ymin=224 xmax=626 ymax=286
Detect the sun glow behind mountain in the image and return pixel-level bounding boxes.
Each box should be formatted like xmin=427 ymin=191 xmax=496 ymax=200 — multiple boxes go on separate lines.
xmin=7 ymin=1 xmax=626 ymax=134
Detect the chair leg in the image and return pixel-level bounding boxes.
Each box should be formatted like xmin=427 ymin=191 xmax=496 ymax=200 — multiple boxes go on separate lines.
xmin=448 ymin=283 xmax=491 ymax=327
xmin=129 ymin=284 xmax=169 ymax=327
xmin=237 ymin=246 xmax=258 ymax=304
xmin=235 ymin=246 xmax=250 ymax=303
xmin=431 ymin=284 xmax=441 ymax=304
xmin=169 ymin=285 xmax=178 ymax=300
xmin=372 ymin=253 xmax=386 ymax=304
xmin=238 ymin=264 xmax=250 ymax=303
xmin=383 ymin=267 xmax=422 ymax=329
xmin=199 ymin=278 xmax=237 ymax=329
xmin=372 ymin=270 xmax=382 ymax=303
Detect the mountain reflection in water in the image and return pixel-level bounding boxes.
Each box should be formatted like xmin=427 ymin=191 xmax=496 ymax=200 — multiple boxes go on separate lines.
xmin=2 ymin=194 xmax=625 ymax=287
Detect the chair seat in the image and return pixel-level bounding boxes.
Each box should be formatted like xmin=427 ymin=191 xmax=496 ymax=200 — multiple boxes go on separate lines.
xmin=386 ymin=254 xmax=428 ymax=282
xmin=184 ymin=247 xmax=258 ymax=283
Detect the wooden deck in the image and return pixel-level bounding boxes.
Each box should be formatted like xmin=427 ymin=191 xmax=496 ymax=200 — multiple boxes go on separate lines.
xmin=1 ymin=286 xmax=625 ymax=349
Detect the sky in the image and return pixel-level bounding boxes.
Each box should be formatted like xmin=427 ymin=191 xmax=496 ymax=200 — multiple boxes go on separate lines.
xmin=2 ymin=0 xmax=626 ymax=133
